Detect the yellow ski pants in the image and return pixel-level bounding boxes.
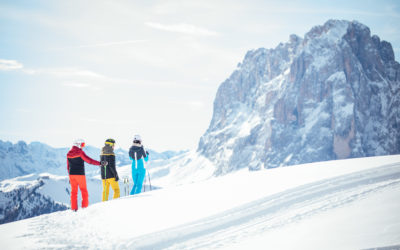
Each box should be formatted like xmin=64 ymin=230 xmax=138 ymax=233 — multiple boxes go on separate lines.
xmin=102 ymin=178 xmax=120 ymax=201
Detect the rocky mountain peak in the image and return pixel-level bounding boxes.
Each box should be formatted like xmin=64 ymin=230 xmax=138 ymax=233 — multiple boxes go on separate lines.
xmin=198 ymin=19 xmax=400 ymax=175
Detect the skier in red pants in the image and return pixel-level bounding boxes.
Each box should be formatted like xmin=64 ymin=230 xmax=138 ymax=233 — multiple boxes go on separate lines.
xmin=67 ymin=139 xmax=101 ymax=211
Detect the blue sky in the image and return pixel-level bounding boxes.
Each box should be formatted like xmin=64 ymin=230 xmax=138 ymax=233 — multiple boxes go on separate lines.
xmin=1 ymin=0 xmax=400 ymax=151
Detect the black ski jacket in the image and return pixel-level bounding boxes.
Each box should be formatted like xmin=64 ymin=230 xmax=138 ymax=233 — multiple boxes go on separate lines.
xmin=67 ymin=146 xmax=100 ymax=175
xmin=129 ymin=144 xmax=148 ymax=160
xmin=100 ymin=145 xmax=119 ymax=180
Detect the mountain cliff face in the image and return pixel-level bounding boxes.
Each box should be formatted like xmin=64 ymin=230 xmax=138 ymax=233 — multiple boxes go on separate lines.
xmin=198 ymin=20 xmax=400 ymax=175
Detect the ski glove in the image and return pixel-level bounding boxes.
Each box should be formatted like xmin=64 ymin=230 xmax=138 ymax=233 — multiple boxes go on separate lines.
xmin=115 ymin=174 xmax=119 ymax=182
xmin=146 ymin=151 xmax=149 ymax=156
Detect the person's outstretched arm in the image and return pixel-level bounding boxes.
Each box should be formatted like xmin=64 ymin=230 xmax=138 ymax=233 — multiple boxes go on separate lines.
xmin=81 ymin=151 xmax=101 ymax=165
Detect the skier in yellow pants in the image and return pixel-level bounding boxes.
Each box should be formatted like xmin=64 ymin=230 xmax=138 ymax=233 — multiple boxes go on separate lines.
xmin=100 ymin=138 xmax=120 ymax=201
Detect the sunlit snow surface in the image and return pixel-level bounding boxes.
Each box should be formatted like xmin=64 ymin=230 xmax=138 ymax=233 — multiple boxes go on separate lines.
xmin=1 ymin=155 xmax=400 ymax=250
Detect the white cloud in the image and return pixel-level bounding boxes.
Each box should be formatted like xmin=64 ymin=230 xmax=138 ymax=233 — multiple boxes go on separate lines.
xmin=26 ymin=67 xmax=105 ymax=79
xmin=50 ymin=68 xmax=105 ymax=78
xmin=62 ymin=81 xmax=104 ymax=91
xmin=0 ymin=59 xmax=23 ymax=71
xmin=145 ymin=22 xmax=219 ymax=36
xmin=21 ymin=65 xmax=130 ymax=91
xmin=0 ymin=60 xmax=105 ymax=81
xmin=50 ymin=40 xmax=148 ymax=50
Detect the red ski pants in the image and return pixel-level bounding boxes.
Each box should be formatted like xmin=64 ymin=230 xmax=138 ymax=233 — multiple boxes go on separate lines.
xmin=69 ymin=175 xmax=89 ymax=210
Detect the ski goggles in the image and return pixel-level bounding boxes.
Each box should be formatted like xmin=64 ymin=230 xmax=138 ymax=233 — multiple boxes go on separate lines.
xmin=105 ymin=139 xmax=116 ymax=146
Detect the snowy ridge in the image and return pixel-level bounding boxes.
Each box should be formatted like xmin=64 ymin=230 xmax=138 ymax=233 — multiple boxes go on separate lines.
xmin=115 ymin=150 xmax=216 ymax=188
xmin=150 ymin=150 xmax=215 ymax=187
xmin=1 ymin=155 xmax=399 ymax=249
xmin=0 ymin=174 xmax=68 ymax=224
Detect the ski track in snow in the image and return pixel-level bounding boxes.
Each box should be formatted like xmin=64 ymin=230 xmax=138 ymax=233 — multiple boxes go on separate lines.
xmin=122 ymin=163 xmax=400 ymax=250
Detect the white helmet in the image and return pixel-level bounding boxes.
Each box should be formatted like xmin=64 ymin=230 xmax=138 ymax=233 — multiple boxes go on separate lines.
xmin=133 ymin=134 xmax=142 ymax=142
xmin=73 ymin=138 xmax=85 ymax=148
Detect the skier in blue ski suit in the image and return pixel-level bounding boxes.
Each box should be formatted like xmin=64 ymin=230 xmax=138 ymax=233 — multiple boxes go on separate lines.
xmin=129 ymin=135 xmax=149 ymax=195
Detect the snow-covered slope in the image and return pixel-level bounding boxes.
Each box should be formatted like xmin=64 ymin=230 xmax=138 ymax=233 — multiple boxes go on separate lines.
xmin=1 ymin=155 xmax=399 ymax=249
xmin=143 ymin=150 xmax=216 ymax=187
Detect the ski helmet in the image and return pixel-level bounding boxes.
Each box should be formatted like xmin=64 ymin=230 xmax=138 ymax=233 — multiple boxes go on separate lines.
xmin=73 ymin=138 xmax=85 ymax=148
xmin=105 ymin=138 xmax=116 ymax=146
xmin=133 ymin=134 xmax=142 ymax=143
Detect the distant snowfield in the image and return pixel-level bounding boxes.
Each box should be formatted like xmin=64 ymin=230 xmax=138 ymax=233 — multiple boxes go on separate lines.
xmin=1 ymin=155 xmax=400 ymax=250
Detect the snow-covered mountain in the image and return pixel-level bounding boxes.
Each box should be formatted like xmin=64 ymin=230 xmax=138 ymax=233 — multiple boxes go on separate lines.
xmin=0 ymin=174 xmax=67 ymax=224
xmin=198 ymin=20 xmax=400 ymax=175
xmin=0 ymin=140 xmax=185 ymax=180
xmin=0 ymin=141 xmax=68 ymax=180
xmin=1 ymin=155 xmax=399 ymax=249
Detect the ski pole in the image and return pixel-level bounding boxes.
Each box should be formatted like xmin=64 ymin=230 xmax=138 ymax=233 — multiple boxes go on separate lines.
xmin=142 ymin=146 xmax=152 ymax=191
xmin=123 ymin=177 xmax=129 ymax=196
xmin=101 ymin=161 xmax=108 ymax=201
xmin=147 ymin=170 xmax=152 ymax=191
xmin=126 ymin=177 xmax=130 ymax=196
xmin=125 ymin=177 xmax=128 ymax=196
xmin=127 ymin=177 xmax=130 ymax=196
xmin=143 ymin=172 xmax=146 ymax=192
